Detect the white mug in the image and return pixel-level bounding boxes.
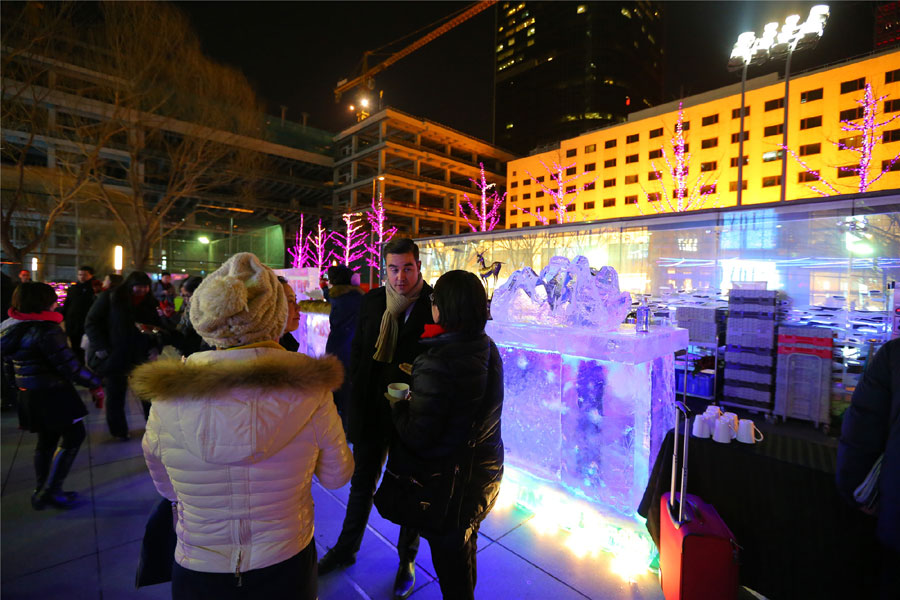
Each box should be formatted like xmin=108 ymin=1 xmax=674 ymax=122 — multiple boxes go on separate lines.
xmin=713 ymin=416 xmax=736 ymax=443
xmin=737 ymin=419 xmax=764 ymax=444
xmin=387 ymin=383 xmax=410 ymax=399
xmin=692 ymin=416 xmax=712 ymax=438
xmin=704 ymin=405 xmax=722 ymax=419
xmin=721 ymin=412 xmax=739 ymax=431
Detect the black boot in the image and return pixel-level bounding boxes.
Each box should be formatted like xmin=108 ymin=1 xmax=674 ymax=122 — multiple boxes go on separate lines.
xmin=393 ymin=560 xmax=415 ymax=599
xmin=39 ymin=447 xmax=80 ymax=509
xmin=317 ymin=548 xmax=356 ymax=575
xmin=31 ymin=447 xmax=52 ymax=510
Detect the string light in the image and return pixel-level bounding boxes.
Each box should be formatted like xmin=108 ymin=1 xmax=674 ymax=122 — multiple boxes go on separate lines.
xmin=461 ymin=163 xmax=505 ymax=232
xmin=309 ymin=219 xmax=331 ymax=272
xmin=287 ymin=213 xmax=309 ymax=268
xmin=365 ymin=193 xmax=397 ymax=269
xmin=640 ymin=103 xmax=720 ymax=214
xmin=513 ymin=160 xmax=595 ymax=225
xmin=333 ymin=212 xmax=367 ymax=269
xmin=786 ymin=82 xmax=900 ymax=195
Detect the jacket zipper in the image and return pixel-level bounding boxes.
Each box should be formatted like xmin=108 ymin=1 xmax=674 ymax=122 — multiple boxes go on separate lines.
xmin=234 ymin=549 xmax=242 ymax=587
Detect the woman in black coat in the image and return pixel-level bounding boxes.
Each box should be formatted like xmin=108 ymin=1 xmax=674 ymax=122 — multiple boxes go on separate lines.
xmin=0 ymin=282 xmax=104 ymax=509
xmin=389 ymin=270 xmax=504 ymax=600
xmin=84 ymin=271 xmax=163 ymax=440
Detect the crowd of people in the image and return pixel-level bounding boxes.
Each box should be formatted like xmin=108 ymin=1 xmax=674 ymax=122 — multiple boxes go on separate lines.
xmin=0 ymin=238 xmax=506 ymax=600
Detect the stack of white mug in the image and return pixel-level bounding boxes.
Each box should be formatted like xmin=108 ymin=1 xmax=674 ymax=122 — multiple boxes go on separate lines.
xmin=692 ymin=405 xmax=764 ymax=444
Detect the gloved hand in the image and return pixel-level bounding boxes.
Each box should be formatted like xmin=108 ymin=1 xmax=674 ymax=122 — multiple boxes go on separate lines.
xmin=90 ymin=387 xmax=105 ymax=409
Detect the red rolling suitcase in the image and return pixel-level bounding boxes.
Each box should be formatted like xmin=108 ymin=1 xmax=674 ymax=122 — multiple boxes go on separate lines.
xmin=659 ymin=401 xmax=739 ymax=600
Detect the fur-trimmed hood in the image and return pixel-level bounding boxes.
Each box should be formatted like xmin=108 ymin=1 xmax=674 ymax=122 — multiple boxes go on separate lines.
xmin=131 ymin=347 xmax=344 ymax=400
xmin=132 ymin=346 xmax=345 ymax=465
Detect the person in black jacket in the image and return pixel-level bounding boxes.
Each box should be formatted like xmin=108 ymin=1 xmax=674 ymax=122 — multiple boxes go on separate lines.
xmin=171 ymin=276 xmax=208 ymax=358
xmin=324 ymin=265 xmax=363 ymax=434
xmin=837 ymin=337 xmax=900 ymax=599
xmin=0 ymin=282 xmax=105 ymax=509
xmin=61 ymin=265 xmax=97 ymax=364
xmin=317 ymin=238 xmax=433 ymax=600
xmin=388 ymin=269 xmax=504 ymax=600
xmin=84 ymin=271 xmax=164 ymax=440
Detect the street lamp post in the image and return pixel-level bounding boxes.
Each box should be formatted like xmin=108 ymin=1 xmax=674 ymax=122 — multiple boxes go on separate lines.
xmin=728 ymin=5 xmax=829 ymax=205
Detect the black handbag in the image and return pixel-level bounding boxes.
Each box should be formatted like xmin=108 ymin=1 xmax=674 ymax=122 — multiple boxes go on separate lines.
xmin=374 ymin=441 xmax=467 ymax=532
xmin=135 ymin=497 xmax=177 ymax=588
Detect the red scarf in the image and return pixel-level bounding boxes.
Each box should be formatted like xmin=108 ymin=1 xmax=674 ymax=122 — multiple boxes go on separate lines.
xmin=7 ymin=309 xmax=63 ymax=323
xmin=421 ymin=324 xmax=446 ymax=339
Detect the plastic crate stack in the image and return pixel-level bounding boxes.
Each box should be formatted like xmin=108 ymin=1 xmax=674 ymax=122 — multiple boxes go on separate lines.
xmin=674 ymin=306 xmax=726 ymax=344
xmin=722 ymin=290 xmax=778 ymax=413
xmin=775 ymin=326 xmax=833 ymax=428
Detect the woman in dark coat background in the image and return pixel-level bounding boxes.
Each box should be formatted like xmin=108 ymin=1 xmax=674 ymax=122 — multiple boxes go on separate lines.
xmin=388 ymin=270 xmax=504 ymax=600
xmin=0 ymin=282 xmax=104 ymax=509
xmin=324 ymin=265 xmax=363 ymax=434
xmin=85 ymin=271 xmax=163 ymax=440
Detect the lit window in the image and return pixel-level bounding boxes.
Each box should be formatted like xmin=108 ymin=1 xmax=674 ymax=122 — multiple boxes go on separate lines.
xmin=577 ymin=5 xmax=586 ymax=14
xmin=505 ymin=123 xmax=514 ymax=129
xmin=621 ymin=7 xmax=632 ymax=18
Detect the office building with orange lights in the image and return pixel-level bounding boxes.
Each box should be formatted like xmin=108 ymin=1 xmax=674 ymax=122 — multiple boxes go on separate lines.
xmin=504 ymin=49 xmax=900 ymax=228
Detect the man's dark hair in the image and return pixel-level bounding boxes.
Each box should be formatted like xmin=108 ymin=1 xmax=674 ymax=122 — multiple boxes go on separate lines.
xmin=11 ymin=282 xmax=58 ymax=313
xmin=181 ymin=276 xmax=203 ymax=294
xmin=327 ymin=265 xmax=352 ymax=286
xmin=112 ymin=271 xmax=152 ymax=304
xmin=432 ymin=270 xmax=487 ymax=334
xmin=105 ymin=273 xmax=124 ymax=289
xmin=78 ymin=265 xmax=94 ymax=275
xmin=161 ymin=272 xmax=171 ymax=277
xmin=383 ymin=237 xmax=419 ymax=261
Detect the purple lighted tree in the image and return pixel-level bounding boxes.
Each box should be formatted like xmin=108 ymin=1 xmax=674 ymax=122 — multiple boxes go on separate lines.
xmin=513 ymin=159 xmax=595 ymax=225
xmin=308 ymin=219 xmax=331 ymax=272
xmin=286 ymin=214 xmax=309 ymax=268
xmin=461 ymin=163 xmax=505 ymax=232
xmin=332 ymin=212 xmax=368 ymax=270
xmin=366 ymin=193 xmax=397 ymax=269
xmin=640 ymin=103 xmax=720 ymax=213
xmin=784 ymin=83 xmax=900 ymax=196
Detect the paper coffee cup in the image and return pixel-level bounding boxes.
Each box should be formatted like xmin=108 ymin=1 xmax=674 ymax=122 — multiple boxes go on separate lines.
xmin=387 ymin=383 xmax=410 ymax=399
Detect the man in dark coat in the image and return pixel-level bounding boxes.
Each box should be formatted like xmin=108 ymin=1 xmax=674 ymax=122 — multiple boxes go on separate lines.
xmin=324 ymin=264 xmax=364 ymax=434
xmin=318 ymin=238 xmax=434 ymax=600
xmin=61 ymin=265 xmax=97 ymax=364
xmin=837 ymin=337 xmax=900 ymax=599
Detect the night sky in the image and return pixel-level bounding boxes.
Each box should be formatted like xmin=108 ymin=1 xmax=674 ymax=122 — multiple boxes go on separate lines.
xmin=175 ymin=1 xmax=879 ymax=143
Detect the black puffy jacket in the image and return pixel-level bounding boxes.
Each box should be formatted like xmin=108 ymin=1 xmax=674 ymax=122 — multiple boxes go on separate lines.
xmin=84 ymin=289 xmax=163 ymax=375
xmin=0 ymin=318 xmax=101 ymax=392
xmin=392 ymin=331 xmax=504 ymax=529
xmin=837 ymin=338 xmax=900 ymax=552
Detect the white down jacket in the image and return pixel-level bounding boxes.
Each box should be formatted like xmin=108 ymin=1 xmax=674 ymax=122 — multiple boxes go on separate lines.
xmin=133 ymin=343 xmax=354 ymax=574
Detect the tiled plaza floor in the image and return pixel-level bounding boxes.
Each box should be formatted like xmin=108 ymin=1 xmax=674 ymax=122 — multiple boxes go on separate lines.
xmin=0 ymin=391 xmax=690 ymax=600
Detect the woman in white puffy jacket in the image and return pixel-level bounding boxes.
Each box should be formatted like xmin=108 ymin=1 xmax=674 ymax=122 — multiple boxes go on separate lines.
xmin=133 ymin=253 xmax=353 ymax=600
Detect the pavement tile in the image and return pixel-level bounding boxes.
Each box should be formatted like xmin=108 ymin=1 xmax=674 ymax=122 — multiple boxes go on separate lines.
xmin=474 ymin=540 xmax=594 ymax=600
xmin=1 ymin=467 xmax=97 ymax=582
xmin=98 ymin=540 xmax=171 ymax=600
xmin=0 ymin=554 xmax=100 ymax=600
xmin=91 ymin=456 xmax=160 ymax=551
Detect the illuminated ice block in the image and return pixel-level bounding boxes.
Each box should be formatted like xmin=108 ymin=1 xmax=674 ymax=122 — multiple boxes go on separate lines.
xmin=294 ymin=310 xmax=330 ymax=356
xmin=486 ymin=321 xmax=688 ymax=517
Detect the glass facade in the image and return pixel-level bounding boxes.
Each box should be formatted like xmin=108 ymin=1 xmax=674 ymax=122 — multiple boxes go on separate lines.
xmin=419 ymin=193 xmax=900 ymax=328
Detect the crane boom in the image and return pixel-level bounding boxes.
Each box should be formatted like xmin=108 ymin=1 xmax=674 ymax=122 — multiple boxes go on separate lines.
xmin=334 ymin=0 xmax=496 ymax=102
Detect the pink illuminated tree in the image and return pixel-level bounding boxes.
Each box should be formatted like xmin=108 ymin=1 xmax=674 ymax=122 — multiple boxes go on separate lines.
xmin=784 ymin=83 xmax=900 ymax=196
xmin=640 ymin=103 xmax=721 ymax=213
xmin=308 ymin=219 xmax=331 ymax=272
xmin=332 ymin=212 xmax=368 ymax=270
xmin=461 ymin=163 xmax=505 ymax=232
xmin=287 ymin=214 xmax=309 ymax=268
xmin=365 ymin=193 xmax=397 ymax=270
xmin=513 ymin=159 xmax=595 ymax=225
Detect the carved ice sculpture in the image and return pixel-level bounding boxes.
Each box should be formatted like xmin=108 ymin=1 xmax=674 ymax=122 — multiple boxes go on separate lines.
xmin=490 ymin=256 xmax=632 ymax=330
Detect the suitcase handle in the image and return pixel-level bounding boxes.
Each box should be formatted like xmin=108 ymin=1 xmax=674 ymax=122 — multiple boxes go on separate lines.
xmin=670 ymin=401 xmax=692 ymax=526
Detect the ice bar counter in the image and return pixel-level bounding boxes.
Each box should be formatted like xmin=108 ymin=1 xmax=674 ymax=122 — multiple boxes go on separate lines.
xmin=486 ymin=257 xmax=688 ymax=518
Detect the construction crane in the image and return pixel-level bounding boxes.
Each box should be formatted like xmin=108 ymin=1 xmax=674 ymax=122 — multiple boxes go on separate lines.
xmin=334 ymin=0 xmax=496 ymax=119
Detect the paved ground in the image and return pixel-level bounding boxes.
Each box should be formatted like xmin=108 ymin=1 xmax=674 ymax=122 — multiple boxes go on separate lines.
xmin=0 ymin=392 xmax=673 ymax=600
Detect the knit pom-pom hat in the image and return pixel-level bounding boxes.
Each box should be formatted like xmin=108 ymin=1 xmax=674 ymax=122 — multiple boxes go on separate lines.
xmin=190 ymin=252 xmax=287 ymax=348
